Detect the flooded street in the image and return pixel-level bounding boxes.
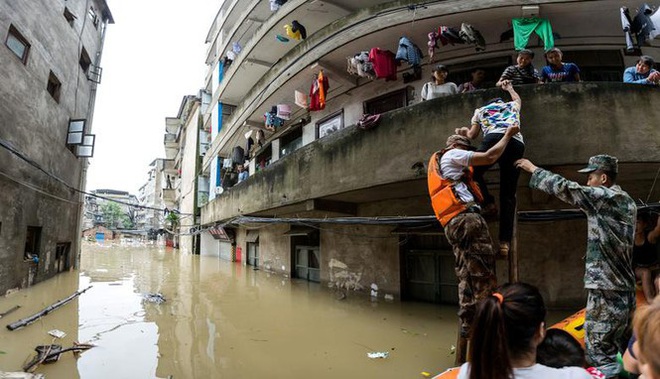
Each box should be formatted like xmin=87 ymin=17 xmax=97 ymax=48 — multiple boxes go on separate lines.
xmin=0 ymin=244 xmax=459 ymax=378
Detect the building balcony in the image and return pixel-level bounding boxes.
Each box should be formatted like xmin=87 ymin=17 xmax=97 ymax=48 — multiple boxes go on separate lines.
xmin=202 ymin=82 xmax=660 ymax=224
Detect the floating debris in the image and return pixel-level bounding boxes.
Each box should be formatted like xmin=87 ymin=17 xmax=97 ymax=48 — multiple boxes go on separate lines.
xmin=366 ymin=351 xmax=389 ymax=359
xmin=48 ymin=329 xmax=66 ymax=339
xmin=143 ymin=293 xmax=166 ymax=304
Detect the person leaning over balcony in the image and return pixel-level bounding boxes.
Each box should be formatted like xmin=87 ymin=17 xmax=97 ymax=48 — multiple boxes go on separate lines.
xmin=237 ymin=164 xmax=248 ymax=183
xmin=427 ymin=125 xmax=520 ymax=341
xmin=515 ymin=154 xmax=637 ymax=378
xmin=496 ymin=49 xmax=542 ymax=87
xmin=421 ymin=64 xmax=458 ymax=100
xmin=623 ymin=55 xmax=660 ymax=85
xmin=456 ymin=82 xmax=525 ymax=258
xmin=541 ymin=47 xmax=581 ymax=83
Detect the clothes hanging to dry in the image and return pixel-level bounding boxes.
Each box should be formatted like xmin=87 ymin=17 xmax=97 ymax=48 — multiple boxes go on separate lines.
xmin=459 ymin=23 xmax=486 ymax=51
xmin=347 ymin=51 xmax=376 ymax=79
xmin=291 ymin=20 xmax=307 ymax=40
xmin=511 ymin=17 xmax=555 ymax=50
xmin=631 ymin=3 xmax=656 ymax=46
xmin=368 ymin=48 xmax=397 ymax=81
xmin=309 ymin=71 xmax=329 ymax=111
xmin=294 ymin=90 xmax=308 ymax=109
xmin=395 ymin=37 xmax=423 ymax=66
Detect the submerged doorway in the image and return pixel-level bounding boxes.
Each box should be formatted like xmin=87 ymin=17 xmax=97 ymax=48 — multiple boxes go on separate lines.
xmin=288 ymin=227 xmax=320 ymax=283
xmin=55 ymin=242 xmax=71 ymax=273
xmin=400 ymin=234 xmax=458 ymax=304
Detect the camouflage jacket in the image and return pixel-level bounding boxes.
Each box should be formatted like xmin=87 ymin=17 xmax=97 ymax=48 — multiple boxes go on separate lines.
xmin=530 ymin=169 xmax=636 ymax=291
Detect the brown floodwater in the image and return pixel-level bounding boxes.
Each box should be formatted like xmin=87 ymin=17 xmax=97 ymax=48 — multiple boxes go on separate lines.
xmin=0 ymin=244 xmax=463 ymax=378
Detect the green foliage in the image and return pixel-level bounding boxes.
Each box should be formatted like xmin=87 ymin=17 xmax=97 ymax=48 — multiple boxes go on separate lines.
xmin=100 ymin=202 xmax=133 ymax=229
xmin=166 ymin=212 xmax=179 ymax=229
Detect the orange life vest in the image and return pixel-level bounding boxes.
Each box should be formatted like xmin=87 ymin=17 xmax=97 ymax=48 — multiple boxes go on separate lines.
xmin=427 ymin=149 xmax=484 ymax=227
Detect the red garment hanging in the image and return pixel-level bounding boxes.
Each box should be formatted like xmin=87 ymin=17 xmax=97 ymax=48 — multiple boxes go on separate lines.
xmin=368 ymin=48 xmax=397 ymax=81
xmin=309 ymin=71 xmax=329 ymax=111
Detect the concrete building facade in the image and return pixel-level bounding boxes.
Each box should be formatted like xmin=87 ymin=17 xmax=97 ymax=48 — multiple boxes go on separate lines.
xmin=0 ymin=0 xmax=112 ymax=293
xmin=163 ymin=94 xmax=205 ymax=254
xmin=195 ymin=0 xmax=660 ymax=307
xmin=137 ymin=159 xmax=170 ymax=234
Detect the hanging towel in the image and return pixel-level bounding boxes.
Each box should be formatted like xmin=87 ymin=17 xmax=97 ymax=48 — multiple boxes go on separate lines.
xmin=269 ymin=0 xmax=280 ymax=11
xmin=291 ymin=20 xmax=307 ymax=40
xmin=459 ymin=23 xmax=487 ymax=51
xmin=295 ymin=90 xmax=308 ymax=109
xmin=284 ymin=24 xmax=302 ymax=40
xmin=369 ymin=48 xmax=397 ymax=81
xmin=352 ymin=51 xmax=375 ymax=78
xmin=395 ymin=37 xmax=422 ymax=66
xmin=511 ymin=17 xmax=554 ymax=50
xmin=276 ymin=104 xmax=292 ymax=120
xmin=276 ymin=34 xmax=290 ymax=43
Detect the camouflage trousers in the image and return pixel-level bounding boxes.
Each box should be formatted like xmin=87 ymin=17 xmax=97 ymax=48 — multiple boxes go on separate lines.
xmin=444 ymin=211 xmax=497 ymax=337
xmin=585 ymin=289 xmax=635 ymax=378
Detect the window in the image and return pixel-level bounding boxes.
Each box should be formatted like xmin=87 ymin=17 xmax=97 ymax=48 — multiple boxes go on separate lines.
xmin=279 ymin=126 xmax=303 ymax=157
xmin=5 ymin=25 xmax=30 ymax=64
xmin=88 ymin=7 xmax=99 ymax=28
xmin=363 ymin=88 xmax=412 ymax=115
xmin=63 ymin=7 xmax=76 ymax=27
xmin=24 ymin=226 xmax=42 ymax=261
xmin=79 ymin=47 xmax=91 ymax=73
xmin=47 ymin=71 xmax=62 ymax=103
xmin=316 ymin=110 xmax=344 ymax=139
xmin=561 ymin=50 xmax=624 ymax=82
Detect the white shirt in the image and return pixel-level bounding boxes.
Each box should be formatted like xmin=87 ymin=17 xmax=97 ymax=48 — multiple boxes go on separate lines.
xmin=439 ymin=149 xmax=474 ymax=203
xmin=421 ymin=82 xmax=458 ymax=100
xmin=457 ymin=363 xmax=593 ymax=379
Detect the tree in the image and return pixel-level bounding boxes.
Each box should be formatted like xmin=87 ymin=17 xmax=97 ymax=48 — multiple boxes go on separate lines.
xmin=100 ymin=202 xmax=132 ymax=229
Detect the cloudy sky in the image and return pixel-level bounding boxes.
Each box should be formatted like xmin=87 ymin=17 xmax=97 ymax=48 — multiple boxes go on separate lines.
xmin=86 ymin=0 xmax=220 ymax=194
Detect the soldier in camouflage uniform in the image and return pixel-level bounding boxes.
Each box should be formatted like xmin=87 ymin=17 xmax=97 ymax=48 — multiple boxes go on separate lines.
xmin=516 ymin=155 xmax=636 ymax=378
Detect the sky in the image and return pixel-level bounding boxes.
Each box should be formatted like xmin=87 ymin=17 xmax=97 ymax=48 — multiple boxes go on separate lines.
xmin=86 ymin=0 xmax=221 ymax=194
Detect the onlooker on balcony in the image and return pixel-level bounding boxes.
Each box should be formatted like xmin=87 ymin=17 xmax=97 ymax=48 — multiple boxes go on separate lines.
xmin=541 ymin=48 xmax=581 ymax=83
xmin=456 ymin=82 xmax=525 ymax=258
xmin=496 ymin=49 xmax=541 ymax=87
xmin=237 ymin=164 xmax=248 ymax=183
xmin=633 ymin=211 xmax=660 ymax=303
xmin=427 ymin=125 xmax=520 ymax=351
xmin=515 ymin=154 xmax=636 ymax=378
xmin=457 ymin=67 xmax=486 ymax=93
xmin=421 ymin=64 xmax=458 ymax=100
xmin=624 ymin=55 xmax=660 ymax=85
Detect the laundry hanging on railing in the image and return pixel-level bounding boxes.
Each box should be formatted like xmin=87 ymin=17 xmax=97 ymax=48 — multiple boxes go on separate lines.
xmin=368 ymin=48 xmax=397 ymax=81
xmin=264 ymin=107 xmax=285 ymax=130
xmin=276 ymin=34 xmax=290 ymax=43
xmin=459 ymin=23 xmax=486 ymax=51
xmin=631 ymin=3 xmax=657 ymax=47
xmin=395 ymin=37 xmax=423 ymax=66
xmin=276 ymin=104 xmax=291 ymax=120
xmin=347 ymin=51 xmax=376 ymax=79
xmin=270 ymin=0 xmax=288 ymax=11
xmin=439 ymin=26 xmax=464 ymax=45
xmin=309 ymin=71 xmax=329 ymax=111
xmin=511 ymin=17 xmax=555 ymax=50
xmin=284 ymin=21 xmax=307 ymax=41
xmin=232 ymin=42 xmax=242 ymax=54
xmin=294 ymin=90 xmax=308 ymax=109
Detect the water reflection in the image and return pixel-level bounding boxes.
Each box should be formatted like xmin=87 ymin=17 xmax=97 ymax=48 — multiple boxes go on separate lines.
xmin=1 ymin=244 xmax=460 ymax=378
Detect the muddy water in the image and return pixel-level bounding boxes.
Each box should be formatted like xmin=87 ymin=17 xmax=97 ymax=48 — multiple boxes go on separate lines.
xmin=0 ymin=244 xmax=461 ymax=378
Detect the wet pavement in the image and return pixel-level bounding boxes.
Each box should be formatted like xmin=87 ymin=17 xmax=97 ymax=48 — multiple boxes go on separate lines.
xmin=0 ymin=244 xmax=460 ymax=378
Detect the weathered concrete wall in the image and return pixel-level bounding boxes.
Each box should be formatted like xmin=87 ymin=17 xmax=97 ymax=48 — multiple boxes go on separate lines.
xmin=0 ymin=0 xmax=110 ymax=294
xmin=204 ymin=83 xmax=660 ymax=223
xmin=179 ymin=102 xmax=201 ymax=255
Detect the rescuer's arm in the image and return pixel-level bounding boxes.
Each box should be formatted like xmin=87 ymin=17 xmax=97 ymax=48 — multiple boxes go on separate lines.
xmin=470 ymin=125 xmax=520 ymax=166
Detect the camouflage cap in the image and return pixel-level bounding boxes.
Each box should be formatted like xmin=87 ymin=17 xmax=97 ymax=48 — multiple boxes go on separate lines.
xmin=446 ymin=135 xmax=475 ymax=150
xmin=577 ymin=154 xmax=619 ymax=174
